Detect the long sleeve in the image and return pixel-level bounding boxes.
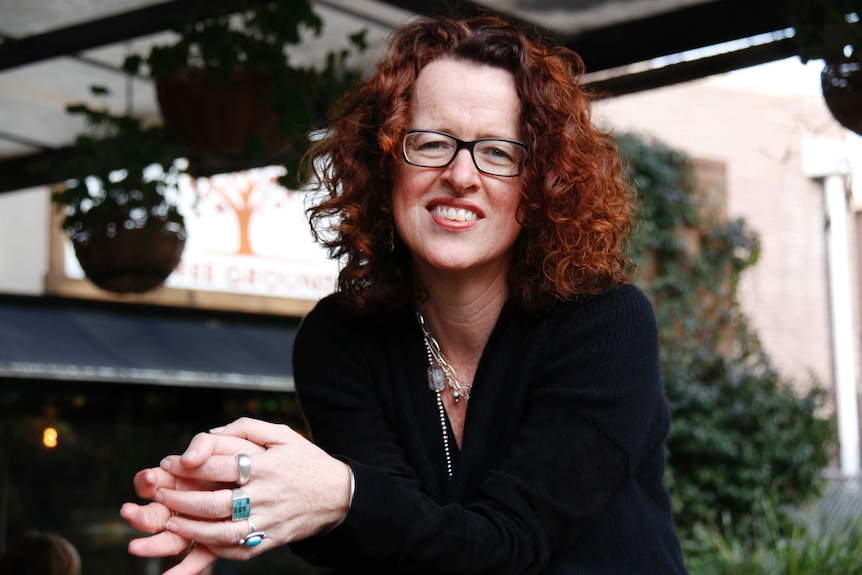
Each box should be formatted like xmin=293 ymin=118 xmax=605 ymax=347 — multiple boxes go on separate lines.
xmin=289 ymin=284 xmax=686 ymax=574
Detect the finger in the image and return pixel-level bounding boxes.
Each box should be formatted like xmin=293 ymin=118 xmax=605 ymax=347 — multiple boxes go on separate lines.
xmin=120 ymin=501 xmax=173 ymax=534
xmin=133 ymin=467 xmax=178 ymax=499
xmin=127 ymin=529 xmax=191 ymax=557
xmin=165 ymin=514 xmax=262 ymax=549
xmin=210 ymin=417 xmax=296 ymax=448
xmin=175 ymin=432 xmax=218 ymax=469
xmin=178 ymin=433 xmax=265 ymax=471
xmin=163 ymin=545 xmax=218 ymax=575
xmin=161 ymin=452 xmax=256 ymax=485
xmin=174 ymin=474 xmax=229 ymax=494
xmin=155 ymin=488 xmax=234 ymax=520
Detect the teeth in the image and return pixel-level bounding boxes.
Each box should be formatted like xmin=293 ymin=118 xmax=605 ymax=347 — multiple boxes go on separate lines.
xmin=431 ymin=205 xmax=478 ymax=222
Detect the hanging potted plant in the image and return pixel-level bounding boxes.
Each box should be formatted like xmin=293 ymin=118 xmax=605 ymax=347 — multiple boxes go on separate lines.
xmin=52 ymin=86 xmax=190 ymax=294
xmin=785 ymin=0 xmax=862 ymax=135
xmin=122 ymin=0 xmax=366 ymax=177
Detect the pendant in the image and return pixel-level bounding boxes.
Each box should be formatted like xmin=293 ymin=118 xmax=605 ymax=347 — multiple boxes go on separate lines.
xmin=427 ymin=365 xmax=446 ymax=392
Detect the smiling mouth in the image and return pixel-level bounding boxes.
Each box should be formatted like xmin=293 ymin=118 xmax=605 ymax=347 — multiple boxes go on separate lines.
xmin=430 ymin=205 xmax=478 ymax=222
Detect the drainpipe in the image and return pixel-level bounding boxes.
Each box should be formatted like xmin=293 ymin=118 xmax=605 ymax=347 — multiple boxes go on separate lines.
xmin=803 ymin=136 xmax=860 ymax=476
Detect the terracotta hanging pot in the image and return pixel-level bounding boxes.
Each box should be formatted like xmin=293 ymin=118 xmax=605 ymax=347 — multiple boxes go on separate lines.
xmin=821 ymin=55 xmax=862 ymax=137
xmin=72 ymin=217 xmax=187 ymax=294
xmin=155 ymin=68 xmax=291 ymax=160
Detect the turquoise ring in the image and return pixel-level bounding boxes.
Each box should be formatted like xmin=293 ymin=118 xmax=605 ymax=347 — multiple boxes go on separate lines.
xmin=239 ymin=517 xmax=266 ymax=547
xmin=231 ymin=489 xmax=250 ymax=521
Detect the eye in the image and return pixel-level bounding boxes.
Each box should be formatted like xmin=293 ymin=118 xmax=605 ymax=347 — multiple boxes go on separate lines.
xmin=476 ymin=141 xmax=519 ymax=165
xmin=409 ymin=133 xmax=455 ymax=157
xmin=418 ymin=140 xmax=447 ymax=151
xmin=489 ymin=146 xmax=514 ymax=160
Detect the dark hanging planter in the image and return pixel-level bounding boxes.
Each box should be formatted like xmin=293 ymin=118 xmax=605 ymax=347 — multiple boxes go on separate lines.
xmin=121 ymin=0 xmax=365 ymax=183
xmin=821 ymin=55 xmax=862 ymax=137
xmin=53 ymin=87 xmax=191 ymax=295
xmin=782 ymin=0 xmax=861 ymax=134
xmin=155 ymin=68 xmax=289 ymax=160
xmin=72 ymin=217 xmax=187 ymax=294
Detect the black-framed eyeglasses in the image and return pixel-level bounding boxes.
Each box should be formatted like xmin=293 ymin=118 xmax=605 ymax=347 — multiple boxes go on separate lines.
xmin=402 ymin=130 xmax=528 ymax=177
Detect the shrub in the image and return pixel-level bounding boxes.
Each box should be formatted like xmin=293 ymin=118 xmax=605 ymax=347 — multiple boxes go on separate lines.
xmin=617 ymin=132 xmax=837 ymax=547
xmin=683 ymin=496 xmax=862 ymax=574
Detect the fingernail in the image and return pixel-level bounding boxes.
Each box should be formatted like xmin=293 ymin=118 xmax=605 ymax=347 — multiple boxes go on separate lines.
xmin=165 ymin=520 xmax=176 ymax=532
xmin=183 ymin=448 xmax=198 ymax=460
xmin=160 ymin=458 xmax=171 ymax=470
xmin=153 ymin=491 xmax=164 ymax=503
xmin=210 ymin=425 xmax=226 ymax=433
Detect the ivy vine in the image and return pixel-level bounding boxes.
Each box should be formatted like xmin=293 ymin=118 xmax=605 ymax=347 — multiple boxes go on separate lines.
xmin=618 ymin=132 xmax=837 ymax=547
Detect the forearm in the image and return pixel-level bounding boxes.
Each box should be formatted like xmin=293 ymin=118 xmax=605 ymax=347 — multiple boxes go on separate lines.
xmin=291 ymin=461 xmax=552 ymax=575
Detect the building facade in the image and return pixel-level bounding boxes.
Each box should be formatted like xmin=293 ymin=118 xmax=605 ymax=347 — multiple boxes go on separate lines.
xmin=596 ymin=58 xmax=862 ymax=473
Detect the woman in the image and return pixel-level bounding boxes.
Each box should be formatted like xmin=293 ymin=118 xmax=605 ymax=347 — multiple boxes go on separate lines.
xmin=121 ymin=15 xmax=688 ymax=574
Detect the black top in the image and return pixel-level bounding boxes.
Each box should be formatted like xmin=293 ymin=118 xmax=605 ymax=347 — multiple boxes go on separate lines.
xmin=289 ymin=283 xmax=687 ymax=574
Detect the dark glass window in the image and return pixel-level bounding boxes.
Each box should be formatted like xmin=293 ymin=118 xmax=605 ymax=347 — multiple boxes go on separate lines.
xmin=0 ymin=378 xmax=321 ymax=574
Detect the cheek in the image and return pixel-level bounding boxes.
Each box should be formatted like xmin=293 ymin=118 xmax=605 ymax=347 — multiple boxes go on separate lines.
xmin=391 ymin=168 xmax=409 ymax=227
xmin=498 ymin=184 xmax=524 ymax=222
xmin=391 ymin=165 xmax=430 ymax=223
xmin=499 ymin=187 xmax=525 ymax=241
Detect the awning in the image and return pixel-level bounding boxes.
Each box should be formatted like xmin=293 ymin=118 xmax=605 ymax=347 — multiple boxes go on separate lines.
xmin=0 ymin=294 xmax=301 ymax=391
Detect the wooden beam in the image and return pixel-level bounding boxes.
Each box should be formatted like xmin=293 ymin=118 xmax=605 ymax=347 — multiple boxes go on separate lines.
xmin=588 ymin=37 xmax=801 ymax=99
xmin=563 ymin=0 xmax=792 ymax=73
xmin=0 ymin=0 xmax=246 ymax=71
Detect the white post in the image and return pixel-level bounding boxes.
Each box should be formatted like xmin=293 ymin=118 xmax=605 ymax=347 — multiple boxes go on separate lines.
xmin=823 ymin=174 xmax=861 ymax=475
xmin=803 ymin=137 xmax=861 ymax=475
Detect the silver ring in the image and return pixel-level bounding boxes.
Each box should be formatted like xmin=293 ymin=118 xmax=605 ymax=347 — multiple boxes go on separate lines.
xmin=232 ymin=488 xmax=250 ymax=521
xmin=239 ymin=517 xmax=267 ymax=547
xmin=236 ymin=453 xmax=252 ymax=485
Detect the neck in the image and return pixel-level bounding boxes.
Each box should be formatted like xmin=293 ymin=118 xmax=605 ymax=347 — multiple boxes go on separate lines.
xmin=415 ymin=282 xmax=508 ymax=362
xmin=414 ymin=255 xmax=509 ymax=308
xmin=412 ymin=259 xmax=510 ymax=370
xmin=413 ymin=257 xmax=510 ymax=306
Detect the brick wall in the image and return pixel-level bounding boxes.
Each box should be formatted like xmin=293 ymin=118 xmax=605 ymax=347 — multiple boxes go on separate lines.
xmin=596 ymin=72 xmax=859 ymax=414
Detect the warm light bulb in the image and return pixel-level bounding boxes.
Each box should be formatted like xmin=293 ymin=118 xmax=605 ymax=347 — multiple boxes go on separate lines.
xmin=43 ymin=426 xmax=58 ymax=448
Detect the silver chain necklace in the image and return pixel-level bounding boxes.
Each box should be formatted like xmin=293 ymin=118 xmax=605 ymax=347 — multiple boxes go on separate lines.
xmin=417 ymin=312 xmax=472 ymax=480
xmin=416 ymin=313 xmax=472 ymax=402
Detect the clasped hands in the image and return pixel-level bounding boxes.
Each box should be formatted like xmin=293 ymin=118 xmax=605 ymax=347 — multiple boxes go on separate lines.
xmin=120 ymin=417 xmax=352 ymax=575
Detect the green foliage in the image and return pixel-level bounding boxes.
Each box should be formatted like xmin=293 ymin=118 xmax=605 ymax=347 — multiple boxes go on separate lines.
xmin=617 ymin=132 xmax=837 ymax=548
xmin=684 ymin=497 xmax=862 ymax=574
xmin=663 ymin=355 xmax=834 ymax=541
xmin=51 ymin=86 xmax=187 ymax=244
xmin=54 ymin=1 xmax=369 ymax=242
xmin=123 ymin=1 xmax=325 ymax=81
xmin=782 ymin=0 xmax=861 ymax=63
xmin=122 ymin=0 xmax=367 ymax=177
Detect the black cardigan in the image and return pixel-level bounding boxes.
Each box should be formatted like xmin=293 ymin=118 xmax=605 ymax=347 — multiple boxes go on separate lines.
xmin=289 ymin=283 xmax=687 ymax=574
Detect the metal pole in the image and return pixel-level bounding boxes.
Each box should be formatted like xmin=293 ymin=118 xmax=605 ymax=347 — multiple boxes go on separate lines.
xmin=823 ymin=172 xmax=861 ymax=474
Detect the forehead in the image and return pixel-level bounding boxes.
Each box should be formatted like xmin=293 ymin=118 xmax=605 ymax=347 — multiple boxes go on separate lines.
xmin=409 ymin=58 xmax=521 ymax=138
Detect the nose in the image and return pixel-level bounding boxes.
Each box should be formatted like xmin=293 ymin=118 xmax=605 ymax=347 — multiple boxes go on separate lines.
xmin=443 ymin=148 xmax=481 ymax=192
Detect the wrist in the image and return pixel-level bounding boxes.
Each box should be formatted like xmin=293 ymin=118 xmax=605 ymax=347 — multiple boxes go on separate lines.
xmin=318 ymin=461 xmax=353 ymax=534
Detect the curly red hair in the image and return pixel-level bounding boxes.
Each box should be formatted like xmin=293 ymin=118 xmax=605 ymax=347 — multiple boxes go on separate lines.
xmin=305 ymin=15 xmax=634 ymax=315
